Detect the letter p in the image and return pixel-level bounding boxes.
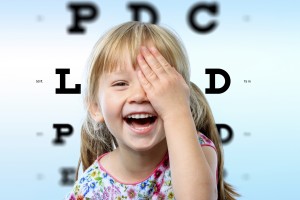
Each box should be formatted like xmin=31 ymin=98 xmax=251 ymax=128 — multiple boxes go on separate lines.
xmin=67 ymin=2 xmax=99 ymax=34
xmin=53 ymin=124 xmax=73 ymax=145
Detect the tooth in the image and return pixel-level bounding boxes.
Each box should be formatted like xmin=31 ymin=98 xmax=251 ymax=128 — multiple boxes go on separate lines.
xmin=140 ymin=114 xmax=146 ymax=118
xmin=126 ymin=114 xmax=153 ymax=119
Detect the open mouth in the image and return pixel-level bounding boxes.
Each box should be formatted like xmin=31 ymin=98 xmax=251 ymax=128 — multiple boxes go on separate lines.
xmin=124 ymin=114 xmax=157 ymax=130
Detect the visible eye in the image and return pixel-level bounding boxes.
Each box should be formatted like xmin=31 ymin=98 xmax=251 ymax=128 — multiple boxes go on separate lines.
xmin=112 ymin=81 xmax=128 ymax=87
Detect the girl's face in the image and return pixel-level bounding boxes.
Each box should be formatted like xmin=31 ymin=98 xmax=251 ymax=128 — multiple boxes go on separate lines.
xmin=96 ymin=52 xmax=166 ymax=152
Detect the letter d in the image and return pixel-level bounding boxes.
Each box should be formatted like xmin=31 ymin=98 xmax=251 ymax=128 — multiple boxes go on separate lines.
xmin=127 ymin=2 xmax=159 ymax=24
xmin=205 ymin=68 xmax=231 ymax=94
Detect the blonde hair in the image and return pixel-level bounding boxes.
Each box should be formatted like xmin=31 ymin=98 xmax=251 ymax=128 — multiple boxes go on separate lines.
xmin=77 ymin=21 xmax=240 ymax=200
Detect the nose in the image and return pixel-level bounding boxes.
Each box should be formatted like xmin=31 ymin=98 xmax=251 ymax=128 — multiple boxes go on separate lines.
xmin=128 ymin=81 xmax=149 ymax=104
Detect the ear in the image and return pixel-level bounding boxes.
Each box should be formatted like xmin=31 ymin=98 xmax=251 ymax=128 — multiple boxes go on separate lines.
xmin=88 ymin=101 xmax=104 ymax=123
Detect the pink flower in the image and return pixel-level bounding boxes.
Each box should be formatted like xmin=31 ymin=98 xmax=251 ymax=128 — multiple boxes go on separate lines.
xmin=127 ymin=188 xmax=136 ymax=199
xmin=68 ymin=194 xmax=76 ymax=200
xmin=154 ymin=170 xmax=162 ymax=179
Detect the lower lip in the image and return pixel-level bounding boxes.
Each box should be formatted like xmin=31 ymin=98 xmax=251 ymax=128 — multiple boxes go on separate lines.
xmin=125 ymin=119 xmax=157 ymax=135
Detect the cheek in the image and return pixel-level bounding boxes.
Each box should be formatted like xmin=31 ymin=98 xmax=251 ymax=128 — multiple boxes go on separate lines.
xmin=100 ymin=93 xmax=124 ymax=120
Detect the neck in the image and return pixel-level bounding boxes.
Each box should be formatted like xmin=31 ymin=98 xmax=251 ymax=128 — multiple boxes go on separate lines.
xmin=114 ymin=139 xmax=168 ymax=183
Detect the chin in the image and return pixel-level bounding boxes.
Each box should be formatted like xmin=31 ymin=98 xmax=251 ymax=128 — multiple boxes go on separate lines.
xmin=126 ymin=136 xmax=166 ymax=152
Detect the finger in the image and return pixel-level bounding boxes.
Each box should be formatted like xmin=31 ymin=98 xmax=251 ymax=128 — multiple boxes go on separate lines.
xmin=148 ymin=46 xmax=172 ymax=74
xmin=137 ymin=68 xmax=153 ymax=92
xmin=137 ymin=53 xmax=158 ymax=82
xmin=140 ymin=46 xmax=167 ymax=77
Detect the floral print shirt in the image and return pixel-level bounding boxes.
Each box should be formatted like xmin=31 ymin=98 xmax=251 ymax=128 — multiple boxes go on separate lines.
xmin=65 ymin=132 xmax=217 ymax=200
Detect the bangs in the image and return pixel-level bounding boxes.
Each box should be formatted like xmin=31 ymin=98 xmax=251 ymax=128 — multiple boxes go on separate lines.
xmin=96 ymin=22 xmax=179 ymax=74
xmin=101 ymin=37 xmax=140 ymax=74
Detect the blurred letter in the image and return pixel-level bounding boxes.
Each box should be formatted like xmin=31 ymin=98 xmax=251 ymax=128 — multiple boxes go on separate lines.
xmin=216 ymin=124 xmax=233 ymax=144
xmin=67 ymin=2 xmax=99 ymax=34
xmin=188 ymin=2 xmax=219 ymax=33
xmin=128 ymin=2 xmax=159 ymax=24
xmin=53 ymin=124 xmax=73 ymax=145
xmin=60 ymin=167 xmax=75 ymax=185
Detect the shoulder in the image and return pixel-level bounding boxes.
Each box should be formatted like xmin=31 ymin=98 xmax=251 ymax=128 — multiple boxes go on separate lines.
xmin=197 ymin=132 xmax=218 ymax=183
xmin=64 ymin=160 xmax=102 ymax=200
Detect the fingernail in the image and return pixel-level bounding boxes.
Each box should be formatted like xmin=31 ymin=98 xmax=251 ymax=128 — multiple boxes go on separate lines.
xmin=141 ymin=46 xmax=147 ymax=52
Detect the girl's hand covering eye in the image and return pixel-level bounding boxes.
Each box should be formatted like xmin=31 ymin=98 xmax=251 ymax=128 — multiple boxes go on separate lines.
xmin=137 ymin=46 xmax=190 ymax=121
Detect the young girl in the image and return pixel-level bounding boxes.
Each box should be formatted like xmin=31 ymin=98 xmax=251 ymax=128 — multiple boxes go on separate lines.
xmin=65 ymin=21 xmax=240 ymax=200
